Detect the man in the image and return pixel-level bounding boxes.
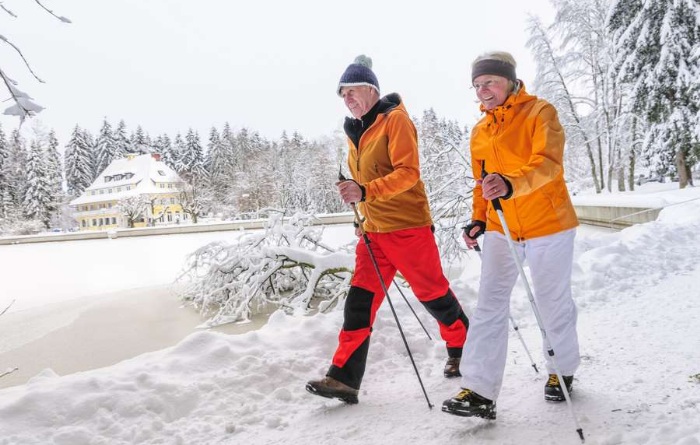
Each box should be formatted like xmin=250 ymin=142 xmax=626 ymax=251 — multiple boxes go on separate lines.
xmin=306 ymin=55 xmax=470 ymax=404
xmin=442 ymin=51 xmax=581 ymax=420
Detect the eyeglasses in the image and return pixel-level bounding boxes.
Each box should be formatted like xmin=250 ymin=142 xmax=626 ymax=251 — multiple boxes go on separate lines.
xmin=471 ymin=79 xmax=501 ymax=91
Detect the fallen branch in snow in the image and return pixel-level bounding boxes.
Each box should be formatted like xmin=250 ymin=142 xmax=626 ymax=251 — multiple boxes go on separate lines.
xmin=0 ymin=300 xmax=19 ymax=380
xmin=0 ymin=299 xmax=15 ymax=317
xmin=0 ymin=367 xmax=19 ymax=379
xmin=178 ymin=211 xmax=354 ymax=326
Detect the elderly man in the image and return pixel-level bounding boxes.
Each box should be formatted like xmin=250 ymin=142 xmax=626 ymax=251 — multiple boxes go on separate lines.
xmin=306 ymin=55 xmax=470 ymax=404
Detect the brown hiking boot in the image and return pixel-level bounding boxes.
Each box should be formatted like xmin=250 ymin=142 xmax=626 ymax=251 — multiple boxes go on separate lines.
xmin=444 ymin=357 xmax=461 ymax=378
xmin=306 ymin=376 xmax=359 ymax=404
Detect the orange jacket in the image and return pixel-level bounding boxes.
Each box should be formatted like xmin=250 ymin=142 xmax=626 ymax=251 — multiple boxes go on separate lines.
xmin=470 ymin=83 xmax=578 ymax=240
xmin=347 ymin=94 xmax=433 ymax=233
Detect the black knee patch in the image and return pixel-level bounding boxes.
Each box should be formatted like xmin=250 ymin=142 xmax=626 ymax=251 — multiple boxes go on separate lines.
xmin=422 ymin=289 xmax=463 ymax=326
xmin=343 ymin=286 xmax=375 ymax=331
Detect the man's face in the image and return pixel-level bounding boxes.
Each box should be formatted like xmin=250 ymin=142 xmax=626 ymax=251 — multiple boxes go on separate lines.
xmin=340 ymin=86 xmax=377 ymax=119
xmin=473 ymin=75 xmax=510 ymax=110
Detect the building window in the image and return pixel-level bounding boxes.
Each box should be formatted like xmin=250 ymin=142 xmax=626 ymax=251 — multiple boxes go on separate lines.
xmin=170 ymin=197 xmax=176 ymax=204
xmin=168 ymin=183 xmax=173 ymax=189
xmin=161 ymin=198 xmax=167 ymax=205
xmin=99 ymin=189 xmax=104 ymax=194
xmin=108 ymin=189 xmax=112 ymax=194
xmin=167 ymin=212 xmax=172 ymax=222
xmin=158 ymin=170 xmax=166 ymax=176
xmin=160 ymin=183 xmax=165 ymax=188
xmin=92 ymin=219 xmax=97 ymax=226
xmin=111 ymin=217 xmax=117 ymax=224
xmin=104 ymin=176 xmax=112 ymax=183
xmin=126 ymin=185 xmax=131 ymax=190
xmin=81 ymin=220 xmax=87 ymax=227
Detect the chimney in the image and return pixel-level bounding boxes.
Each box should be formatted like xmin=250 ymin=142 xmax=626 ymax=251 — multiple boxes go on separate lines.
xmin=151 ymin=153 xmax=161 ymax=162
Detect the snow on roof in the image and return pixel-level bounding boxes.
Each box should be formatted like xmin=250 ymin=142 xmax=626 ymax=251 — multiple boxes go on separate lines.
xmin=69 ymin=154 xmax=184 ymax=206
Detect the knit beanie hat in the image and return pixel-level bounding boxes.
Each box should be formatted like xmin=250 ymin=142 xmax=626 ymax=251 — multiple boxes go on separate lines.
xmin=471 ymin=57 xmax=517 ymax=83
xmin=337 ymin=55 xmax=380 ymax=96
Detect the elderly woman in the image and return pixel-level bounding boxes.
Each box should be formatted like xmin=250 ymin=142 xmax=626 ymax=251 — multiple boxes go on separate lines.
xmin=442 ymin=51 xmax=581 ymax=419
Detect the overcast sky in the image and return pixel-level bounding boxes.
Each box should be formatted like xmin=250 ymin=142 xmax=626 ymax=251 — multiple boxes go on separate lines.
xmin=1 ymin=0 xmax=554 ymax=148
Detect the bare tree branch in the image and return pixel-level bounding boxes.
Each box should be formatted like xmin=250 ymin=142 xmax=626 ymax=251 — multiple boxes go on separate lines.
xmin=34 ymin=0 xmax=71 ymax=23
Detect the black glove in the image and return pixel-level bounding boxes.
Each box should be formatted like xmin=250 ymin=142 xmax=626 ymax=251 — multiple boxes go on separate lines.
xmin=462 ymin=220 xmax=486 ymax=240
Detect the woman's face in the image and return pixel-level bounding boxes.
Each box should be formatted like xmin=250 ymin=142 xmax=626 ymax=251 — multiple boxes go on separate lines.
xmin=472 ymin=75 xmax=510 ymax=110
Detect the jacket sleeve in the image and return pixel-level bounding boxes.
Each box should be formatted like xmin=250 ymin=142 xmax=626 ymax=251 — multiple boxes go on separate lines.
xmin=363 ymin=111 xmax=421 ymax=202
xmin=502 ymin=103 xmax=565 ymax=199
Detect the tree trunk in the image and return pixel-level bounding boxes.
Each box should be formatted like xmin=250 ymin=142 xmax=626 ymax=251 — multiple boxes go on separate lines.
xmin=677 ymin=147 xmax=689 ymax=189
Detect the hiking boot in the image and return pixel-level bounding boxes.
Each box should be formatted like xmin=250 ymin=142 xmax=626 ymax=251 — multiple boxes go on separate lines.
xmin=442 ymin=388 xmax=496 ymax=419
xmin=544 ymin=374 xmax=573 ymax=402
xmin=306 ymin=376 xmax=359 ymax=404
xmin=444 ymin=357 xmax=461 ymax=378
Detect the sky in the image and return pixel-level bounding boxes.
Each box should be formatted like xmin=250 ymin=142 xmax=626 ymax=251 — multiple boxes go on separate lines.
xmin=1 ymin=183 xmax=699 ymax=444
xmin=1 ymin=0 xmax=555 ymax=148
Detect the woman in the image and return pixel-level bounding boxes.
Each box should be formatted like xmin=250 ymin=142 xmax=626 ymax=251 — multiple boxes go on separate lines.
xmin=442 ymin=51 xmax=581 ymax=419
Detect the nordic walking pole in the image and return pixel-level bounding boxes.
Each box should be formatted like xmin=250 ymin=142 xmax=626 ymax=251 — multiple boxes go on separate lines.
xmin=349 ymin=201 xmax=434 ymax=409
xmin=490 ymin=197 xmax=584 ymax=442
xmin=472 ymin=243 xmax=538 ymax=373
xmin=392 ymin=279 xmax=432 ymax=340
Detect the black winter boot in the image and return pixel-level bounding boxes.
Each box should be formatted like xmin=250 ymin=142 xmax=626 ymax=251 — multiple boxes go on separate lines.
xmin=442 ymin=388 xmax=496 ymax=419
xmin=544 ymin=374 xmax=573 ymax=402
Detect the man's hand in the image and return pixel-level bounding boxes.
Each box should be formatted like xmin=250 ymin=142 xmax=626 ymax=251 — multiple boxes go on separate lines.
xmin=462 ymin=220 xmax=486 ymax=249
xmin=336 ymin=179 xmax=364 ymax=204
xmin=480 ymin=173 xmax=509 ymax=200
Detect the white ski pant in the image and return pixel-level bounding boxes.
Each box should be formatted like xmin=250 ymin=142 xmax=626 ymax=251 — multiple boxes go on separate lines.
xmin=459 ymin=228 xmax=580 ymax=401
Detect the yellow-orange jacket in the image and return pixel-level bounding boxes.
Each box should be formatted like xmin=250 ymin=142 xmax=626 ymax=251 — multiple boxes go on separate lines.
xmin=470 ymin=83 xmax=578 ymax=240
xmin=347 ymin=93 xmax=432 ymax=233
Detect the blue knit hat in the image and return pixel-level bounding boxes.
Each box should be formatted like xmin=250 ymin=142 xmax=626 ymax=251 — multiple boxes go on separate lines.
xmin=337 ymin=55 xmax=380 ymax=96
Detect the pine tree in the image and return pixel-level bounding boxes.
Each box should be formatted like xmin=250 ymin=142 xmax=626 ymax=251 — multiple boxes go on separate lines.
xmin=64 ymin=125 xmax=94 ymax=196
xmin=130 ymin=125 xmax=150 ymax=154
xmin=155 ymin=134 xmax=176 ymax=169
xmin=609 ymin=0 xmax=700 ymax=187
xmin=45 ymin=130 xmax=64 ymax=209
xmin=95 ymin=118 xmax=117 ymax=177
xmin=0 ymin=124 xmax=8 ymax=218
xmin=6 ymin=130 xmax=28 ymax=210
xmin=113 ymin=120 xmax=129 ymax=160
xmin=23 ymin=140 xmax=53 ymax=228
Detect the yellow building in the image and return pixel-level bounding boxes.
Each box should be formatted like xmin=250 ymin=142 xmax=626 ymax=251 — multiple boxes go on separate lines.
xmin=70 ymin=153 xmax=188 ymax=231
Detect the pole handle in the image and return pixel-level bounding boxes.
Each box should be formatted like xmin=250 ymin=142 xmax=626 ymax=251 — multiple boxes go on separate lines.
xmin=491 ymin=197 xmax=503 ymax=212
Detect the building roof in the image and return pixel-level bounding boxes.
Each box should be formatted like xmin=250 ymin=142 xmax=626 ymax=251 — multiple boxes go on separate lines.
xmin=70 ymin=153 xmax=185 ymax=206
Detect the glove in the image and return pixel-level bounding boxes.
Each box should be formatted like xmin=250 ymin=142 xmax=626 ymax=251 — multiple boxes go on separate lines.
xmin=462 ymin=220 xmax=486 ymax=240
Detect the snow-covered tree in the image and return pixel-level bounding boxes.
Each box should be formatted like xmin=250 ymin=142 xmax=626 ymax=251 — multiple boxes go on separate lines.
xmin=155 ymin=134 xmax=176 ymax=170
xmin=94 ymin=118 xmax=116 ymax=177
xmin=609 ymin=0 xmax=700 ymax=188
xmin=130 ymin=125 xmax=150 ymax=155
xmin=64 ymin=125 xmax=94 ymax=196
xmin=113 ymin=120 xmax=129 ymax=160
xmin=178 ymin=211 xmax=353 ymax=325
xmin=117 ymin=195 xmax=148 ymax=228
xmin=22 ymin=139 xmax=52 ymax=228
xmin=416 ymin=109 xmax=471 ymax=263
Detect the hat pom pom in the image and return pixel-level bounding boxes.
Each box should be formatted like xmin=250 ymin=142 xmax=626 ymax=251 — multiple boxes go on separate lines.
xmin=353 ymin=55 xmax=372 ymax=69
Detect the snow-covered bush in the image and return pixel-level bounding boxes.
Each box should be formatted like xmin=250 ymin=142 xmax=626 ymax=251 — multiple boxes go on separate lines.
xmin=178 ymin=211 xmax=354 ymax=326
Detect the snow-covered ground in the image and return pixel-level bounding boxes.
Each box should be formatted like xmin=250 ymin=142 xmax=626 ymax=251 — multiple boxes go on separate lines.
xmin=1 ymin=183 xmax=699 ymax=444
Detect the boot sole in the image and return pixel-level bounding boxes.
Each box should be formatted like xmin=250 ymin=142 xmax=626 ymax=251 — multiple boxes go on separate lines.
xmin=444 ymin=371 xmax=462 ymax=378
xmin=305 ymin=383 xmax=359 ymax=404
xmin=544 ymin=387 xmax=573 ymax=402
xmin=441 ymin=404 xmax=496 ymax=420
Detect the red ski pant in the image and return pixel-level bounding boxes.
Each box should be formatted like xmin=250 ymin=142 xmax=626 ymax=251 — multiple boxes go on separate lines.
xmin=327 ymin=226 xmax=468 ymax=389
